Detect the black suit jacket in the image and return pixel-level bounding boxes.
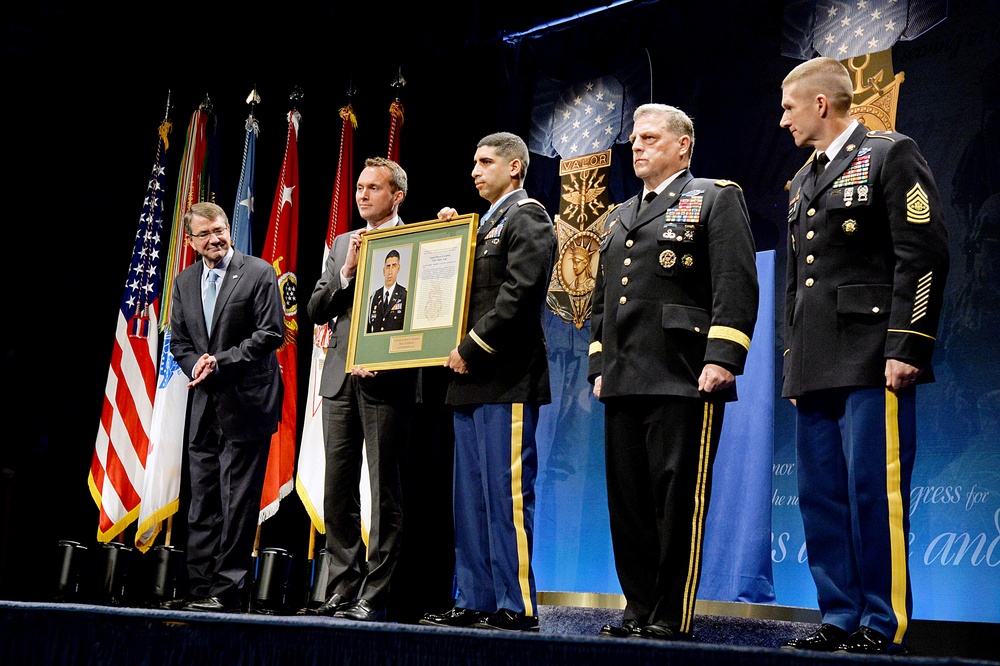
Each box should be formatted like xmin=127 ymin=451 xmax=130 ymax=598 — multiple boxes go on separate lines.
xmin=169 ymin=250 xmax=285 ymax=442
xmin=589 ymin=170 xmax=759 ymax=401
xmin=308 ymin=227 xmax=415 ymax=402
xmin=446 ymin=190 xmax=557 ymax=406
xmin=782 ymin=124 xmax=950 ymax=397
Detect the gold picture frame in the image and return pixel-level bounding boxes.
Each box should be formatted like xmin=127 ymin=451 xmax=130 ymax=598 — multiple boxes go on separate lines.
xmin=345 ymin=214 xmax=478 ymax=371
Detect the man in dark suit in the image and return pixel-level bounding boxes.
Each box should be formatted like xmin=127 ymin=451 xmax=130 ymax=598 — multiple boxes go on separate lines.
xmin=366 ymin=249 xmax=406 ymax=333
xmin=305 ymin=157 xmax=416 ymax=622
xmin=419 ymin=132 xmax=556 ymax=633
xmin=167 ymin=201 xmax=285 ymax=612
xmin=588 ymin=103 xmax=759 ymax=641
xmin=778 ymin=57 xmax=949 ymax=655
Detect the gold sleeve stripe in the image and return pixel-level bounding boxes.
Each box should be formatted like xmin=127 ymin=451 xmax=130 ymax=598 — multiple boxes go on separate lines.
xmin=589 ymin=341 xmax=603 ymax=356
xmin=470 ymin=330 xmax=497 ymax=354
xmin=912 ymin=271 xmax=932 ymax=324
xmin=884 ymin=389 xmax=910 ymax=644
xmin=509 ymin=403 xmax=535 ymax=617
xmin=708 ymin=325 xmax=751 ymax=351
xmin=887 ymin=328 xmax=936 ymax=341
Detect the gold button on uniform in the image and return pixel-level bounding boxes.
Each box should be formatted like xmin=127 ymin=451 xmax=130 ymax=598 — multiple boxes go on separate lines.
xmin=806 ymin=230 xmax=815 ymax=240
xmin=624 ymin=258 xmax=631 ymax=266
xmin=626 ymin=239 xmax=634 ymax=247
xmin=619 ymin=296 xmax=627 ymax=305
xmin=872 ymin=306 xmax=880 ymax=313
xmin=807 ymin=208 xmax=816 ymax=217
xmin=805 ymin=278 xmax=814 ymax=287
xmin=621 ymin=277 xmax=628 ymax=285
xmin=806 ymin=254 xmax=815 ymax=264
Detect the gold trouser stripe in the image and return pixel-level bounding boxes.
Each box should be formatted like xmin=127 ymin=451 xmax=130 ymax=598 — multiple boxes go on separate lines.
xmin=509 ymin=403 xmax=534 ymax=616
xmin=589 ymin=341 xmax=603 ymax=356
xmin=680 ymin=402 xmax=713 ymax=634
xmin=885 ymin=389 xmax=908 ymax=644
xmin=470 ymin=330 xmax=497 ymax=354
xmin=707 ymin=325 xmax=751 ymax=351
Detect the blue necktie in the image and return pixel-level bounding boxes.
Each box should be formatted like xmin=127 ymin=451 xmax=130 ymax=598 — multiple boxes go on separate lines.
xmin=204 ymin=270 xmax=219 ymax=333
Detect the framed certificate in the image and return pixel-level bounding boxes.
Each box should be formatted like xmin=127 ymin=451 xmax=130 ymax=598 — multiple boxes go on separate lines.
xmin=345 ymin=214 xmax=478 ymax=371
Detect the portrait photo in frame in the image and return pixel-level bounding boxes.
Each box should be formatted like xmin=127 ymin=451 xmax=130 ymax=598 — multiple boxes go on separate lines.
xmin=346 ymin=214 xmax=478 ymax=371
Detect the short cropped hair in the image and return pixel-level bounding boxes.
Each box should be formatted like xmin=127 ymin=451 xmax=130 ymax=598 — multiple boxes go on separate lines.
xmin=633 ymin=103 xmax=696 ymax=160
xmin=782 ymin=57 xmax=854 ymax=114
xmin=365 ymin=156 xmax=408 ymax=199
xmin=183 ymin=201 xmax=228 ymax=235
xmin=478 ymin=132 xmax=530 ymax=181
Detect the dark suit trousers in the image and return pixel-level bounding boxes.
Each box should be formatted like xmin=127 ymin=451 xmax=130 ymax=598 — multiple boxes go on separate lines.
xmin=322 ymin=376 xmax=411 ymax=607
xmin=185 ymin=414 xmax=270 ymax=604
xmin=604 ymin=395 xmax=724 ymax=635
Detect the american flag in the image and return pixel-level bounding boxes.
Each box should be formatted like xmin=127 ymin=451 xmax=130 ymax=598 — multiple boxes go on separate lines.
xmin=90 ymin=119 xmax=170 ymax=542
xmin=782 ymin=0 xmax=948 ymax=60
xmin=231 ymin=104 xmax=259 ymax=256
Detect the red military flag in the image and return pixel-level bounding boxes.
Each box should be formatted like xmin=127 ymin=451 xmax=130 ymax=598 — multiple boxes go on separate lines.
xmin=258 ymin=107 xmax=301 ymax=523
xmin=90 ymin=115 xmax=172 ymax=542
xmin=296 ymin=103 xmax=356 ymax=533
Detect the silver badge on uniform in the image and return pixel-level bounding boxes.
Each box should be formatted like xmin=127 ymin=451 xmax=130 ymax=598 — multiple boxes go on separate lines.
xmin=843 ymin=187 xmax=854 ymax=207
xmin=659 ymin=250 xmax=677 ymax=268
xmin=857 ymin=185 xmax=869 ymax=202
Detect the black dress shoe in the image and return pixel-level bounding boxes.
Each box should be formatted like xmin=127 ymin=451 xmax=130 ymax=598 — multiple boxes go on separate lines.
xmin=332 ymin=598 xmax=386 ymax=622
xmin=835 ymin=626 xmax=906 ymax=655
xmin=183 ymin=596 xmax=237 ymax=613
xmin=781 ymin=623 xmax=849 ymax=651
xmin=300 ymin=593 xmax=346 ymax=616
xmin=159 ymin=596 xmax=194 ymax=611
xmin=598 ymin=618 xmax=641 ymax=638
xmin=633 ymin=624 xmax=688 ymax=641
xmin=471 ymin=608 xmax=539 ymax=632
xmin=419 ymin=607 xmax=487 ymax=627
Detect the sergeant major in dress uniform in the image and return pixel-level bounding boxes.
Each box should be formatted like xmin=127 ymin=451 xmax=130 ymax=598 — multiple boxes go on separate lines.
xmin=778 ymin=56 xmax=949 ymax=656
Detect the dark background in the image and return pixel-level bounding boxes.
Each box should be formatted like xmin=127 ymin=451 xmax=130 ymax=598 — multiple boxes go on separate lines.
xmin=2 ymin=0 xmax=997 ymax=614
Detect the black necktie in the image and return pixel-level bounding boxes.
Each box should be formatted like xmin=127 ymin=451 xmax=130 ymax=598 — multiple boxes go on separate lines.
xmin=639 ymin=190 xmax=657 ymax=213
xmin=810 ymin=152 xmax=829 ymax=190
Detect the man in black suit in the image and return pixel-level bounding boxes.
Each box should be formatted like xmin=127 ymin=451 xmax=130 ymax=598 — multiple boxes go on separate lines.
xmin=305 ymin=157 xmax=415 ymax=622
xmin=588 ymin=103 xmax=759 ymax=641
xmin=366 ymin=249 xmax=406 ymax=333
xmin=779 ymin=57 xmax=949 ymax=656
xmin=419 ymin=132 xmax=556 ymax=633
xmin=168 ymin=201 xmax=285 ymax=612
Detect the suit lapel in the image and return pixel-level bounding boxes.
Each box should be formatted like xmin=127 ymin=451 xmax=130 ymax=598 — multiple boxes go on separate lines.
xmin=211 ymin=251 xmax=244 ymax=334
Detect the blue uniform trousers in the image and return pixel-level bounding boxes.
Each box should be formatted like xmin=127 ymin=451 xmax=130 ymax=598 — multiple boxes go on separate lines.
xmin=452 ymin=402 xmax=539 ymax=616
xmin=796 ymin=386 xmax=916 ymax=648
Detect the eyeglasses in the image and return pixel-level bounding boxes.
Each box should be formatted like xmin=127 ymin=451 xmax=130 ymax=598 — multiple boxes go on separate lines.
xmin=187 ymin=226 xmax=229 ymax=240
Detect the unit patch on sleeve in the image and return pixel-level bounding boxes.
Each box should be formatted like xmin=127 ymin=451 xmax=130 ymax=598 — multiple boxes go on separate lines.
xmin=906 ymin=183 xmax=931 ymax=224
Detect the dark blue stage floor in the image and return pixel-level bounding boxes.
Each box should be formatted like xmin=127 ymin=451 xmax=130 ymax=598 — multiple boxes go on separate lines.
xmin=2 ymin=600 xmax=996 ymax=665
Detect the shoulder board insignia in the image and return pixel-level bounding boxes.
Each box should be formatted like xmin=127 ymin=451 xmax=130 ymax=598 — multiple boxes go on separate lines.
xmin=867 ymin=131 xmax=896 ymax=141
xmin=714 ymin=179 xmax=742 ymax=190
xmin=517 ymin=198 xmax=545 ymax=208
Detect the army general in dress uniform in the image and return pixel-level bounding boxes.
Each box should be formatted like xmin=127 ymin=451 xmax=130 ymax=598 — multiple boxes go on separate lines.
xmin=588 ymin=103 xmax=759 ymax=641
xmin=778 ymin=57 xmax=949 ymax=656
